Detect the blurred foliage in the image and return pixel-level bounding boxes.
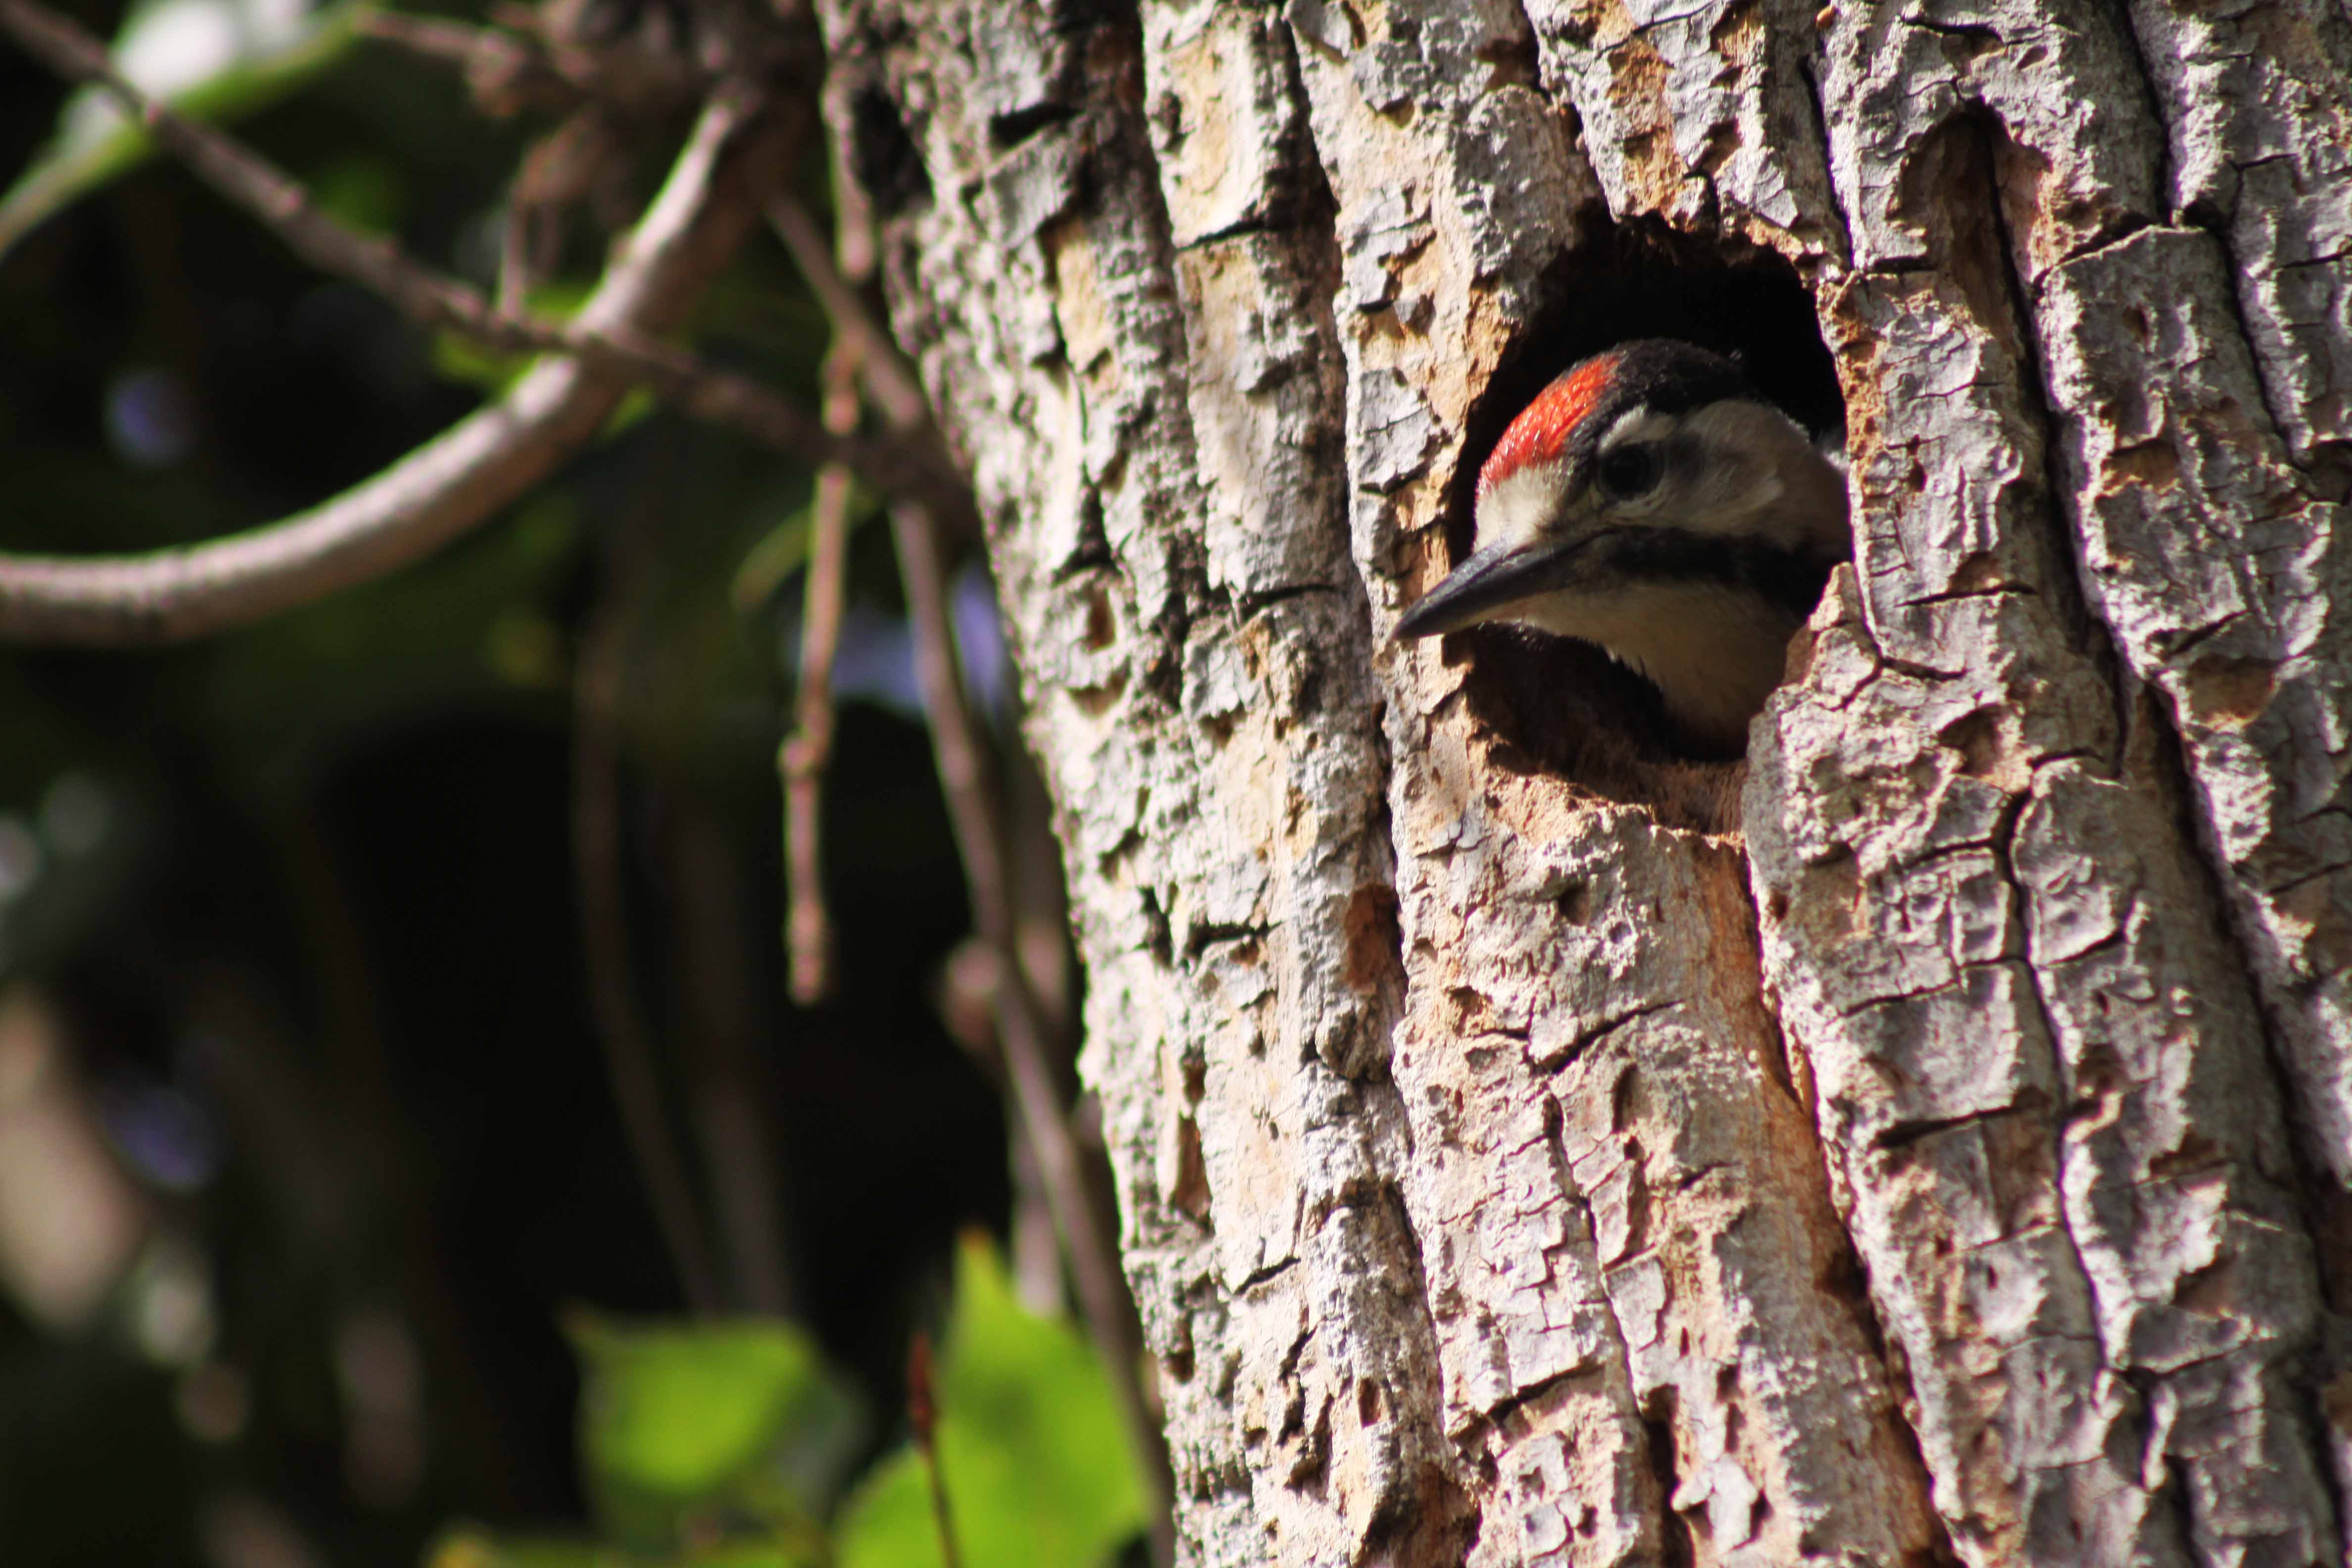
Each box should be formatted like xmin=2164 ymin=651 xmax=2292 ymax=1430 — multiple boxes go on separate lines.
xmin=0 ymin=3 xmax=1070 ymax=1567
xmin=429 ymin=281 xmax=663 ymax=440
xmin=569 ymin=1313 xmax=860 ymax=1550
xmin=834 ymin=1239 xmax=1146 ymax=1568
xmin=430 ymin=1241 xmax=1143 ymax=1568
xmin=0 ymin=0 xmax=368 ymax=259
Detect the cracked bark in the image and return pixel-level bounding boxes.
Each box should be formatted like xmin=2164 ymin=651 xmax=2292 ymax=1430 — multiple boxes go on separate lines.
xmin=811 ymin=0 xmax=2350 ymax=1563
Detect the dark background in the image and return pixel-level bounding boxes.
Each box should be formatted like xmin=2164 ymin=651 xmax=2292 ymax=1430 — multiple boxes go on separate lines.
xmin=0 ymin=11 xmax=1021 ymax=1563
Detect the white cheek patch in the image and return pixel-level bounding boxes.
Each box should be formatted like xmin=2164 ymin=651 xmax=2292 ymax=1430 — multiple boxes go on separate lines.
xmin=1680 ymin=463 xmax=1783 ymax=535
xmin=1673 ymin=401 xmax=1793 ymax=538
xmin=1475 ymin=461 xmax=1567 ymax=553
xmin=1474 ymin=398 xmax=1831 ymax=555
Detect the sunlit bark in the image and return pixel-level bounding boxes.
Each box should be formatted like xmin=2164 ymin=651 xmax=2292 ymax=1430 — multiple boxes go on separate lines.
xmin=819 ymin=0 xmax=2352 ymax=1561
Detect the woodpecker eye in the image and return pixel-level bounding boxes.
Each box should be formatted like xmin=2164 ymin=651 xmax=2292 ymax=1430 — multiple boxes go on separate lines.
xmin=1597 ymin=442 xmax=1662 ymax=499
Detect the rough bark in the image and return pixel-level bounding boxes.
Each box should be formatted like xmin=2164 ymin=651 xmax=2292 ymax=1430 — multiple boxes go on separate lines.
xmin=811 ymin=0 xmax=2352 ymax=1562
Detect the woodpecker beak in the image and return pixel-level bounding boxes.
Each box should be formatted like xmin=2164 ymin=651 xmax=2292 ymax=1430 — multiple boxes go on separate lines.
xmin=1393 ymin=537 xmax=1582 ymax=640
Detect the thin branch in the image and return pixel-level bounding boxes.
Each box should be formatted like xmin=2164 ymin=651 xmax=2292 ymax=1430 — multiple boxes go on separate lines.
xmin=575 ymin=489 xmax=725 ymax=1318
xmin=496 ymin=188 xmax=538 ymax=317
xmin=356 ymin=9 xmax=568 ymax=118
xmin=667 ymin=780 xmax=798 ymax=1318
xmin=888 ymin=501 xmax=1175 ymax=1550
xmin=278 ymin=816 xmax=527 ymax=1508
xmin=774 ymin=189 xmax=938 ymax=1004
xmin=0 ymin=0 xmax=965 ymax=642
xmin=355 ymin=9 xmax=699 ymax=117
xmin=906 ymin=1331 xmax=963 ymax=1568
xmin=354 ymin=10 xmax=533 ymax=76
xmin=781 ymin=346 xmax=860 ymax=1005
xmin=0 ymin=0 xmax=854 ymax=462
xmin=769 ymin=196 xmax=930 ymax=433
xmin=0 ymin=63 xmax=767 ymax=641
xmin=934 ymin=936 xmax=1068 ymax=1316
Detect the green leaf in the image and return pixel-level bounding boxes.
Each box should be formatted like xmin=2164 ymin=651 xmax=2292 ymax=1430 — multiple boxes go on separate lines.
xmin=835 ymin=1236 xmax=1147 ymax=1568
xmin=729 ymin=501 xmax=814 ymax=617
xmin=309 ymin=150 xmax=407 ymax=237
xmin=426 ymin=279 xmax=655 ymax=437
xmin=678 ymin=1545 xmax=818 ymax=1568
xmin=569 ymin=1313 xmax=866 ymax=1552
xmin=426 ymin=1530 xmax=609 ymax=1568
xmin=0 ymin=0 xmax=370 ymax=261
xmin=731 ymin=486 xmax=885 ymax=619
xmin=831 ymin=1454 xmax=935 ymax=1568
xmin=429 ymin=283 xmax=596 ymax=395
xmin=427 ymin=1524 xmax=824 ymax=1568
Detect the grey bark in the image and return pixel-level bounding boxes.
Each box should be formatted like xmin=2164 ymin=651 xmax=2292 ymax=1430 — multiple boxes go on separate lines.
xmin=810 ymin=0 xmax=2352 ymax=1563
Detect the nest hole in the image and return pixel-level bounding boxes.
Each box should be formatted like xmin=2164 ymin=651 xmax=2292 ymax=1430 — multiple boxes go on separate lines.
xmin=1443 ymin=225 xmax=1845 ymax=829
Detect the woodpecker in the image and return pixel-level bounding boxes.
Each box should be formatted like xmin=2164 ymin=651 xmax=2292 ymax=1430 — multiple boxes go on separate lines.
xmin=1394 ymin=340 xmax=1850 ymax=754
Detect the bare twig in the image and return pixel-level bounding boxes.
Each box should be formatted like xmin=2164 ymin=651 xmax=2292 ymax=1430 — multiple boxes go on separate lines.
xmin=0 ymin=0 xmax=868 ymax=466
xmin=0 ymin=0 xmax=965 ymax=642
xmin=769 ymin=196 xmax=929 ymax=433
xmin=496 ymin=194 xmax=537 ymax=317
xmin=276 ymin=820 xmax=528 ymax=1509
xmin=1007 ymin=748 xmax=1080 ymax=1315
xmin=575 ymin=485 xmax=725 ymax=1318
xmin=780 ymin=346 xmax=861 ymax=1005
xmin=354 ymin=8 xmax=537 ymax=84
xmin=354 ymin=9 xmax=544 ymax=98
xmin=667 ymin=782 xmax=797 ymax=1317
xmin=828 ymin=151 xmax=1065 ymax=1307
xmin=934 ymin=938 xmax=1067 ymax=1316
xmin=773 ymin=188 xmax=927 ymax=1005
xmin=888 ymin=502 xmax=1175 ymax=1550
xmin=773 ymin=182 xmax=959 ymax=1003
xmin=0 ymin=56 xmax=768 ymax=642
xmin=356 ymin=9 xmax=698 ymax=117
xmin=906 ymin=1331 xmax=963 ymax=1568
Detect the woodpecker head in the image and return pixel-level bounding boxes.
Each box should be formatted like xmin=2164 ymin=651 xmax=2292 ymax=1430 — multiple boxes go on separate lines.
xmin=1394 ymin=339 xmax=1850 ymax=755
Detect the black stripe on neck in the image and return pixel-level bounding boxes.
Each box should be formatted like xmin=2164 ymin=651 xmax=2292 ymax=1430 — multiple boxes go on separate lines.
xmin=1587 ymin=527 xmax=1836 ymax=621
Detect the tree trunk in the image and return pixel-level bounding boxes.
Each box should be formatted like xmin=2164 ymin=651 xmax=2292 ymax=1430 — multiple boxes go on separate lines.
xmin=811 ymin=0 xmax=2352 ymax=1562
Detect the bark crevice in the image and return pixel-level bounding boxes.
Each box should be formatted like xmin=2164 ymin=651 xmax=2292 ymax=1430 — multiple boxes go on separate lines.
xmin=818 ymin=0 xmax=2352 ymax=1558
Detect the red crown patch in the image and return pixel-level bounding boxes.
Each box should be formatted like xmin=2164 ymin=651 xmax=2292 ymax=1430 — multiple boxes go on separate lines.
xmin=1477 ymin=350 xmax=1622 ymax=497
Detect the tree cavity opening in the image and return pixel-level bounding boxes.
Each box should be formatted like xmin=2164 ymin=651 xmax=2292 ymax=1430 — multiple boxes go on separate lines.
xmin=1436 ymin=229 xmax=1845 ymax=830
